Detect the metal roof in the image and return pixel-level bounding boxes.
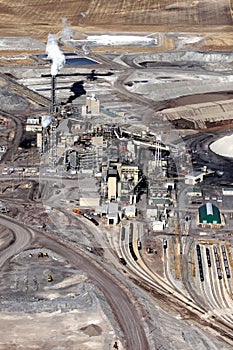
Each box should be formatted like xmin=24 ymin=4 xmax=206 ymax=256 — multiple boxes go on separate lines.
xmin=198 ymin=203 xmax=221 ymax=224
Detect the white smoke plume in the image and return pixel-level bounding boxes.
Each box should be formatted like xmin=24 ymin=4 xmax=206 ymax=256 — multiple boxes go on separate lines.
xmin=42 ymin=116 xmax=52 ymax=128
xmin=46 ymin=34 xmax=66 ymax=76
xmin=61 ymin=17 xmax=73 ymax=41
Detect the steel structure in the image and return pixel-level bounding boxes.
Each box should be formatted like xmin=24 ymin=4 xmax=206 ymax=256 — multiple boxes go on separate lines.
xmin=50 ymin=76 xmax=57 ymax=169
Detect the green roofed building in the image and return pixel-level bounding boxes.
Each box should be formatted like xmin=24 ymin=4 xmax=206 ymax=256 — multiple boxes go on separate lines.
xmin=198 ymin=202 xmax=222 ymax=228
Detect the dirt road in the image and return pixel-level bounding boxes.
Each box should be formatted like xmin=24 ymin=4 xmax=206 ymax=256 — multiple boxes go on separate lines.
xmin=0 ymin=216 xmax=33 ymax=268
xmin=0 ymin=215 xmax=150 ymax=350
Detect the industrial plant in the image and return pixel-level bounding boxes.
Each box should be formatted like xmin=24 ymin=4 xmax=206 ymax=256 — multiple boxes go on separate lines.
xmin=1 ymin=2 xmax=233 ymax=349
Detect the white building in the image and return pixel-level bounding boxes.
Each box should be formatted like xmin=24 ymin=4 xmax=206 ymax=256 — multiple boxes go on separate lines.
xmin=222 ymin=188 xmax=233 ymax=196
xmin=186 ymin=187 xmax=202 ymax=197
xmin=82 ymin=94 xmax=100 ymax=116
xmin=152 ymin=221 xmax=164 ymax=231
xmin=185 ymin=172 xmax=204 ymax=186
xmin=107 ymin=202 xmax=120 ymax=225
xmin=124 ymin=205 xmax=136 ymax=218
xmin=146 ymin=205 xmax=158 ymax=220
xmin=26 ymin=116 xmax=42 ymax=132
xmin=79 ymin=197 xmax=100 ymax=207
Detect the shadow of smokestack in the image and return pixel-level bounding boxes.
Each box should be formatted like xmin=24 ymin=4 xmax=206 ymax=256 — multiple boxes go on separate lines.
xmin=66 ymin=81 xmax=86 ymax=104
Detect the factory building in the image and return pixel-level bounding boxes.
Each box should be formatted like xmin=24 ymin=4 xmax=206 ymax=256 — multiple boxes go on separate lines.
xmin=36 ymin=133 xmax=42 ymax=149
xmin=78 ymin=150 xmax=96 ymax=170
xmin=185 ymin=172 xmax=204 ymax=185
xmin=26 ymin=116 xmax=42 ymax=132
xmin=198 ymin=202 xmax=222 ymax=228
xmin=222 ymin=188 xmax=233 ymax=196
xmin=80 ymin=197 xmax=100 ymax=207
xmin=107 ymin=169 xmax=118 ymax=200
xmin=152 ymin=220 xmax=165 ymax=231
xmin=186 ymin=187 xmax=202 ymax=197
xmin=0 ymin=201 xmax=8 ymax=213
xmin=82 ymin=94 xmax=100 ymax=116
xmin=120 ymin=165 xmax=139 ymax=186
xmin=105 ymin=161 xmax=140 ymax=202
xmin=0 ymin=146 xmax=7 ymax=162
xmin=69 ymin=150 xmax=78 ymax=170
xmin=119 ymin=164 xmax=140 ymax=201
xmin=146 ymin=205 xmax=158 ymax=221
xmin=0 ymin=145 xmax=7 ymax=152
xmin=107 ymin=202 xmax=120 ymax=225
xmin=124 ymin=205 xmax=136 ymax=218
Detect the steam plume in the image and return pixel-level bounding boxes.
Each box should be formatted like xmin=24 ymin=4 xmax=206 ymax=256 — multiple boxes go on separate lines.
xmin=46 ymin=34 xmax=65 ymax=76
xmin=61 ymin=18 xmax=73 ymax=41
xmin=42 ymin=116 xmax=52 ymax=128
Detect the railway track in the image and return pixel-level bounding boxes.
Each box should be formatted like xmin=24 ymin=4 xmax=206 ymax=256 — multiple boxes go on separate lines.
xmin=119 ymin=224 xmax=233 ymax=346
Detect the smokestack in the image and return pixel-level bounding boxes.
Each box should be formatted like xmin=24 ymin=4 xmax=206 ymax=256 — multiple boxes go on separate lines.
xmin=46 ymin=34 xmax=65 ymax=114
xmin=51 ymin=75 xmax=56 ymax=114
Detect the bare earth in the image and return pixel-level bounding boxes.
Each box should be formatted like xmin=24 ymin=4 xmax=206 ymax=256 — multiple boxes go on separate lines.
xmin=0 ymin=0 xmax=233 ymax=47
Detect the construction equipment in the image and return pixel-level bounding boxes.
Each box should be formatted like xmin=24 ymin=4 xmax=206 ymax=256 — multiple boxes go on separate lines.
xmin=73 ymin=208 xmax=81 ymax=214
xmin=47 ymin=274 xmax=53 ymax=282
xmin=43 ymin=250 xmax=48 ymax=257
xmin=38 ymin=250 xmax=48 ymax=257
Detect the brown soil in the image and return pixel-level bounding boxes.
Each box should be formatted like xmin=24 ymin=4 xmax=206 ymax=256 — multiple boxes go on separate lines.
xmin=0 ymin=1 xmax=232 ymax=41
xmin=142 ymin=235 xmax=164 ymax=277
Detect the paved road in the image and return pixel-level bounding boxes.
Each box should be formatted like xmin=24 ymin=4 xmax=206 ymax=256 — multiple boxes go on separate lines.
xmin=0 ymin=215 xmax=149 ymax=350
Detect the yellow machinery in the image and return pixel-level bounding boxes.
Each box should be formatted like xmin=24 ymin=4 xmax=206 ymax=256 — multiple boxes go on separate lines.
xmin=47 ymin=274 xmax=53 ymax=282
xmin=38 ymin=250 xmax=48 ymax=258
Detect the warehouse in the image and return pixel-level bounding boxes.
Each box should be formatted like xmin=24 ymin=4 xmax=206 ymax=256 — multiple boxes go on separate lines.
xmin=198 ymin=202 xmax=222 ymax=228
xmin=222 ymin=188 xmax=233 ymax=196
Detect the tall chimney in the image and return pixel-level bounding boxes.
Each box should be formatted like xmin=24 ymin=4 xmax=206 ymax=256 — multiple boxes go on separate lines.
xmin=50 ymin=75 xmax=56 ymax=113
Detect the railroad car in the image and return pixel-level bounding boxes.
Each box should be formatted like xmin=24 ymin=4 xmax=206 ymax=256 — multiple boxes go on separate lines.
xmin=121 ymin=227 xmax=125 ymax=241
xmin=206 ymin=247 xmax=211 ymax=267
xmin=217 ymin=268 xmax=222 ymax=280
xmin=225 ymin=267 xmax=231 ymax=279
xmin=213 ymin=246 xmax=218 ymax=256
xmin=137 ymin=240 xmax=142 ymax=250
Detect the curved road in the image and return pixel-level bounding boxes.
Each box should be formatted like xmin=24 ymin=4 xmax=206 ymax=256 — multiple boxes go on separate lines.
xmin=0 ymin=215 xmax=149 ymax=350
xmin=0 ymin=215 xmax=33 ymax=268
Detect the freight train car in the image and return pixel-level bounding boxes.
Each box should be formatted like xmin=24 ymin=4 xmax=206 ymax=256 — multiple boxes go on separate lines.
xmin=196 ymin=244 xmax=204 ymax=282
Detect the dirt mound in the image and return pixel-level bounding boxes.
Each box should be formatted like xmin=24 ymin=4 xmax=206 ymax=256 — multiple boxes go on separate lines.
xmin=80 ymin=323 xmax=103 ymax=337
xmin=0 ymin=86 xmax=29 ymax=112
